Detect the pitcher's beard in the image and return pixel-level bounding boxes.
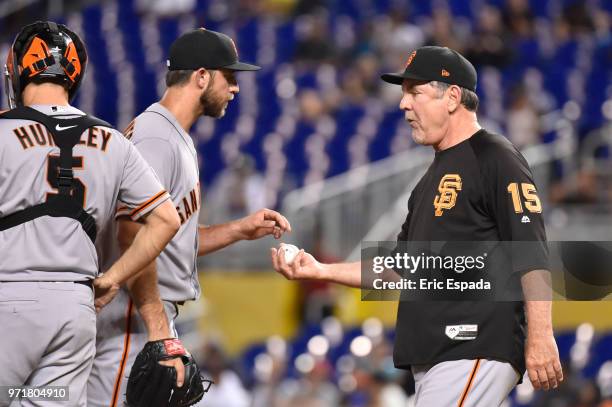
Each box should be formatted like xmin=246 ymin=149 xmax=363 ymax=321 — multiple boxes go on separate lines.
xmin=200 ymin=85 xmax=226 ymax=118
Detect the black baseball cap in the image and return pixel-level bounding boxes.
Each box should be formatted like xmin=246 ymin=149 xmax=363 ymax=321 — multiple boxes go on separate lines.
xmin=168 ymin=28 xmax=260 ymax=72
xmin=381 ymin=46 xmax=477 ymax=91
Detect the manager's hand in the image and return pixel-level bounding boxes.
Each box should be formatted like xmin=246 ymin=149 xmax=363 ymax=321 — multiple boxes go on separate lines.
xmin=270 ymin=247 xmax=323 ymax=281
xmin=525 ymin=330 xmax=563 ymax=390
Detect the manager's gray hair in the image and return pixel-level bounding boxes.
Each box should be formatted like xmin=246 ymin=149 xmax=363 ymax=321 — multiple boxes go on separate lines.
xmin=430 ymin=81 xmax=479 ymax=112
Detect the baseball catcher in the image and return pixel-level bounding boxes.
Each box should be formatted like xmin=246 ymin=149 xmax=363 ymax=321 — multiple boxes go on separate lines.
xmin=126 ymin=338 xmax=212 ymax=407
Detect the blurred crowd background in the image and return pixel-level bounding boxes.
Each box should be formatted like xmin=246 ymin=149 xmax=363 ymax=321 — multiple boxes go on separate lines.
xmin=1 ymin=0 xmax=611 ymax=405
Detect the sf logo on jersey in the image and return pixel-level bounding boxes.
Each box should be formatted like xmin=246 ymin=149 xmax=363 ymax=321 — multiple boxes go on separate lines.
xmin=433 ymin=174 xmax=462 ymax=216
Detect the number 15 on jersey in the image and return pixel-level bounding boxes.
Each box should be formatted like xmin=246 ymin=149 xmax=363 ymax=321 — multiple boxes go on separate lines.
xmin=507 ymin=182 xmax=542 ymax=214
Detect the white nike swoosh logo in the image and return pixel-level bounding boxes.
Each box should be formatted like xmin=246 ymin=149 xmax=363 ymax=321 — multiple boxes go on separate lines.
xmin=55 ymin=124 xmax=78 ymax=131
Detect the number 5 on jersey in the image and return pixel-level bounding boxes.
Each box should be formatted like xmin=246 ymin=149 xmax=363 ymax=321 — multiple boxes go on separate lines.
xmin=507 ymin=182 xmax=541 ymax=213
xmin=46 ymin=154 xmax=87 ymax=206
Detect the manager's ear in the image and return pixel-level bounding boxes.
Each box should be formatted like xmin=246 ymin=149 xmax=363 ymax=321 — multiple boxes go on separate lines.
xmin=447 ymin=85 xmax=462 ymax=113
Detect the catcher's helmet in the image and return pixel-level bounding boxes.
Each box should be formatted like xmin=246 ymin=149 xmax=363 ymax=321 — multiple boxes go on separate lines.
xmin=3 ymin=21 xmax=87 ymax=108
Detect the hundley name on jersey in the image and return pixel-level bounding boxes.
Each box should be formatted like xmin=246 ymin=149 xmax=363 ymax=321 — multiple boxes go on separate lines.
xmin=12 ymin=123 xmax=112 ymax=152
xmin=177 ymin=183 xmax=200 ymax=224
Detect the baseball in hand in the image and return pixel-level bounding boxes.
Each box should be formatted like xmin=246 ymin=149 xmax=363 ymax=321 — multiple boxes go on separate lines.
xmin=280 ymin=243 xmax=300 ymax=264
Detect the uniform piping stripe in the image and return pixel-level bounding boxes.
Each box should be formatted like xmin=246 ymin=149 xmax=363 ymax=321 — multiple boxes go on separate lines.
xmin=110 ymin=299 xmax=133 ymax=407
xmin=129 ymin=190 xmax=167 ymax=218
xmin=457 ymin=359 xmax=481 ymax=407
xmin=115 ymin=208 xmax=130 ymax=219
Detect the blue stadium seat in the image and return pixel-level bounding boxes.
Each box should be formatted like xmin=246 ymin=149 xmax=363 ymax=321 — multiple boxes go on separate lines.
xmin=583 ymin=333 xmax=612 ymax=378
xmin=0 ymin=0 xmax=609 ymax=196
xmin=327 ymin=104 xmax=364 ymax=177
xmin=555 ymin=331 xmax=576 ymax=362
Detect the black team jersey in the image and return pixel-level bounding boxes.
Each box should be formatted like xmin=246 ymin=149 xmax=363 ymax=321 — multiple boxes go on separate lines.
xmin=393 ymin=129 xmax=549 ymax=377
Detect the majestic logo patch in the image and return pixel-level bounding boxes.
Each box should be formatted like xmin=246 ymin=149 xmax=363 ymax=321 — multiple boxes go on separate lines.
xmin=405 ymin=50 xmax=417 ymax=68
xmin=433 ymin=174 xmax=462 ymax=216
xmin=521 ymin=215 xmax=531 ymax=223
xmin=445 ymin=324 xmax=478 ymax=340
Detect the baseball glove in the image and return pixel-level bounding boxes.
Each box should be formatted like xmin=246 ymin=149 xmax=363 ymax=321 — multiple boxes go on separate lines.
xmin=126 ymin=338 xmax=211 ymax=407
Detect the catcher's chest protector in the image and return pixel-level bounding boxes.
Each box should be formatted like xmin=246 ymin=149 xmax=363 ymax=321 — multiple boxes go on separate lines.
xmin=0 ymin=106 xmax=110 ymax=243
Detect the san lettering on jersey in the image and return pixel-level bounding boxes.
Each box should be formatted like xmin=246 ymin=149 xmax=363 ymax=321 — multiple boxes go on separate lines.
xmin=12 ymin=125 xmax=112 ymax=152
xmin=124 ymin=119 xmax=135 ymax=140
xmin=177 ymin=183 xmax=200 ymax=224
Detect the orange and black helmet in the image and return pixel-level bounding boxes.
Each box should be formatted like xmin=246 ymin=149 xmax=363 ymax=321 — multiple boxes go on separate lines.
xmin=3 ymin=21 xmax=87 ymax=107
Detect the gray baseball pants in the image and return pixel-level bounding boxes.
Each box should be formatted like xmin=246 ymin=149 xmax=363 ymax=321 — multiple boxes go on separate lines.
xmin=87 ymin=289 xmax=178 ymax=407
xmin=0 ymin=281 xmax=95 ymax=407
xmin=411 ymin=358 xmax=520 ymax=407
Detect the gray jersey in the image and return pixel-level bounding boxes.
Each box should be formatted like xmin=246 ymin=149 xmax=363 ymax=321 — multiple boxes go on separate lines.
xmin=116 ymin=103 xmax=201 ymax=302
xmin=0 ymin=104 xmax=170 ymax=281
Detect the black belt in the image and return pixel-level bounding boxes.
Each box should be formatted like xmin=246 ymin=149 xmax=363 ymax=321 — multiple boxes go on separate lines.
xmin=74 ymin=280 xmax=94 ymax=290
xmin=0 ymin=280 xmax=93 ymax=289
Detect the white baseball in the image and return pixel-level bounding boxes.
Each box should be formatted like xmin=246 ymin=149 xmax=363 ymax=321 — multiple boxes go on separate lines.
xmin=281 ymin=244 xmax=300 ymax=264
